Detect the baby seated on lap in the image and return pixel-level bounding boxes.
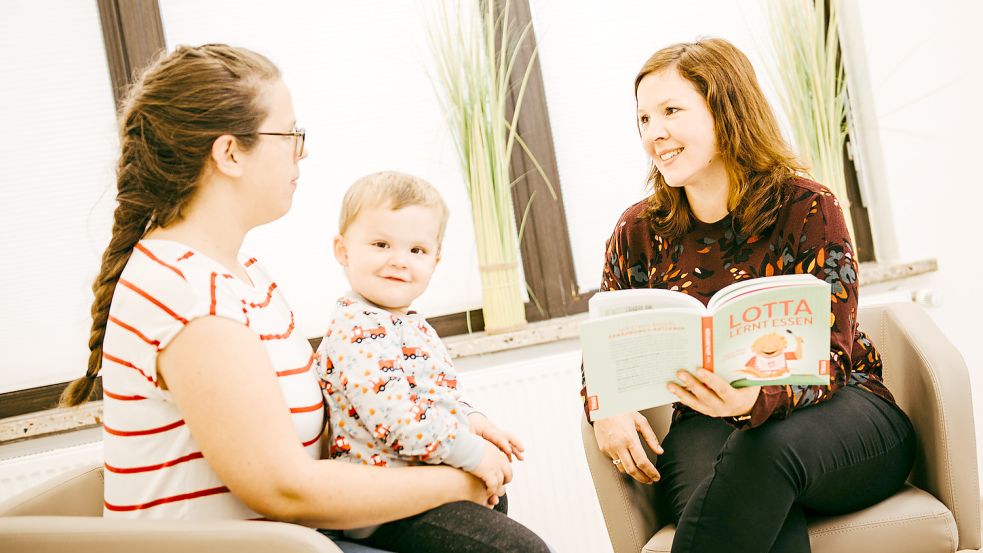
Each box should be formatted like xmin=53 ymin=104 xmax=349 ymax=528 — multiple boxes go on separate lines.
xmin=316 ymin=171 xmax=548 ymax=553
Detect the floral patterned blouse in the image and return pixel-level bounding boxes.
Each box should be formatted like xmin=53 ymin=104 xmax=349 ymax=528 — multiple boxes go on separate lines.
xmin=590 ymin=177 xmax=895 ymax=428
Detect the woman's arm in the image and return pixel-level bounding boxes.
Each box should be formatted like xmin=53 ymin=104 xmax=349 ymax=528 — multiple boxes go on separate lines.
xmin=158 ymin=316 xmax=490 ymax=529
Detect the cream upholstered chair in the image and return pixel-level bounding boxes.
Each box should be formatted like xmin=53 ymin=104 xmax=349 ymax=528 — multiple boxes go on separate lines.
xmin=581 ymin=301 xmax=981 ymax=553
xmin=0 ymin=463 xmax=350 ymax=553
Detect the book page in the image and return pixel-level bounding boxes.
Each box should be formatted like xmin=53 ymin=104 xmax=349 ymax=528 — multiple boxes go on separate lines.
xmin=580 ymin=309 xmax=702 ymax=420
xmin=709 ymin=277 xmax=831 ymax=387
xmin=588 ymin=288 xmax=706 ymax=318
xmin=707 ymin=274 xmax=818 ymax=312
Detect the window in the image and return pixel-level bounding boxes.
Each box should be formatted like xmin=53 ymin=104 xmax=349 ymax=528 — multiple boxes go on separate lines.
xmin=528 ymin=0 xmax=874 ymax=292
xmin=0 ymin=0 xmax=118 ymax=395
xmin=0 ymin=0 xmax=875 ymax=417
xmin=159 ymin=0 xmax=489 ymax=336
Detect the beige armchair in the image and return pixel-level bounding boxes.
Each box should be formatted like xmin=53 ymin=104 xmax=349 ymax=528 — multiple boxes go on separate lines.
xmin=0 ymin=463 xmax=344 ymax=553
xmin=581 ymin=301 xmax=981 ymax=553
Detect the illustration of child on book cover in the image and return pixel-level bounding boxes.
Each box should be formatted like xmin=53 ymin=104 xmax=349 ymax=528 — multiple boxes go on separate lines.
xmin=741 ymin=330 xmax=802 ymax=380
xmin=712 ymin=294 xmax=830 ymax=386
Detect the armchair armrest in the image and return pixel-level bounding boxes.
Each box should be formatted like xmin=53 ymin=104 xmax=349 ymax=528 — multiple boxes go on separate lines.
xmin=862 ymin=302 xmax=981 ymax=551
xmin=580 ymin=405 xmax=673 ymax=553
xmin=0 ymin=517 xmax=343 ymax=553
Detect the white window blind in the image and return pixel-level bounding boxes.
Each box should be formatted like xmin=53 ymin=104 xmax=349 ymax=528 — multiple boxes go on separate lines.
xmin=0 ymin=1 xmax=119 ymax=392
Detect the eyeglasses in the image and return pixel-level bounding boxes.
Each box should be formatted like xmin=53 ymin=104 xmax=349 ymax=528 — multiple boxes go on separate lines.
xmin=255 ymin=127 xmax=306 ymax=160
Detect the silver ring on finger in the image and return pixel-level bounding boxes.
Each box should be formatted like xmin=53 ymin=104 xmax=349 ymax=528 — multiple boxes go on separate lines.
xmin=612 ymin=458 xmax=622 ymax=466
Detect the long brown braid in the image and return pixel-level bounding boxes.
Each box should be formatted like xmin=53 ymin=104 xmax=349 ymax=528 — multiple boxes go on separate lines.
xmin=60 ymin=44 xmax=280 ymax=407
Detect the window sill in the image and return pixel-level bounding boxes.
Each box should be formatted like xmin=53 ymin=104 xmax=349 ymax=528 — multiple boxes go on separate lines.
xmin=444 ymin=257 xmax=938 ymax=357
xmin=0 ymin=257 xmax=938 ymax=445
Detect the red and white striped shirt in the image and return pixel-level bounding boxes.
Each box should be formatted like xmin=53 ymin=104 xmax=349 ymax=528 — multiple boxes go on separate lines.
xmin=101 ymin=239 xmax=324 ymax=519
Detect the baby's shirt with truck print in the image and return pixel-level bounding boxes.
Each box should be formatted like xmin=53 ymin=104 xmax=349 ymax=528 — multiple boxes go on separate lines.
xmin=315 ymin=293 xmax=485 ymax=471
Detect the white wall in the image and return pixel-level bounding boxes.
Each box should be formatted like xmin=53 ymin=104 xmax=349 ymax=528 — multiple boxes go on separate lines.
xmin=839 ymin=0 xmax=983 ymax=465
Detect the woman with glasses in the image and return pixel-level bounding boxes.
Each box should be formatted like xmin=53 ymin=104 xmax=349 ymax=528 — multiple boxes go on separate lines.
xmin=60 ymin=44 xmax=502 ymax=553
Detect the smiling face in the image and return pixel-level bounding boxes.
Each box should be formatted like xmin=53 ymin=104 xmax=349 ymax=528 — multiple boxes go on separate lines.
xmin=751 ymin=332 xmax=788 ymax=358
xmin=334 ymin=204 xmax=442 ymax=314
xmin=636 ymin=68 xmax=728 ymax=192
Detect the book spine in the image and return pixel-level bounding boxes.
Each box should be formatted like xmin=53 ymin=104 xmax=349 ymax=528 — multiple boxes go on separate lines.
xmin=701 ymin=316 xmax=714 ymax=370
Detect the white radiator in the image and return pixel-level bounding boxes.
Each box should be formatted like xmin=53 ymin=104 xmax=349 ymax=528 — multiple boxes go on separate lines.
xmin=0 ymin=344 xmax=614 ymax=553
xmin=458 ymin=346 xmax=613 ymax=553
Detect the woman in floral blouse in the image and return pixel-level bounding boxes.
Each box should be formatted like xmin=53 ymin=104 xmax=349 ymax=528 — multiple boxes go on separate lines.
xmin=588 ymin=38 xmax=915 ymax=553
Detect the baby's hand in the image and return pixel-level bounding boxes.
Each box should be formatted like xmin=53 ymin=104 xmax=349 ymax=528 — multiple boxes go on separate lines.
xmin=468 ymin=412 xmax=525 ymax=461
xmin=469 ymin=441 xmax=513 ymax=493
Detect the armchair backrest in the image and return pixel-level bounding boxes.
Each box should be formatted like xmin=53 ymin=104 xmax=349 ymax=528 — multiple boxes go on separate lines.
xmin=0 ymin=463 xmax=103 ymax=517
xmin=579 ymin=373 xmax=674 ymax=552
xmin=0 ymin=464 xmax=353 ymax=553
xmin=859 ymin=302 xmax=980 ymax=550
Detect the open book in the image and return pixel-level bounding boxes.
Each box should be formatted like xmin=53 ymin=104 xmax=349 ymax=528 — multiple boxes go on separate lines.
xmin=580 ymin=274 xmax=831 ymax=420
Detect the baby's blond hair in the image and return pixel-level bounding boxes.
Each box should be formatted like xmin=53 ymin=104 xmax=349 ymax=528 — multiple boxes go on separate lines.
xmin=339 ymin=171 xmax=450 ymax=245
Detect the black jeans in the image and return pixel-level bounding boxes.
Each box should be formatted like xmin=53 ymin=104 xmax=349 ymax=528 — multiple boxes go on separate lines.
xmin=657 ymin=386 xmax=916 ymax=553
xmin=351 ymin=494 xmax=551 ymax=553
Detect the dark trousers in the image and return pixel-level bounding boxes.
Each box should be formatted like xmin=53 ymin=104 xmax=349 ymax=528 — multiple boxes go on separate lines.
xmin=657 ymin=386 xmax=916 ymax=553
xmin=355 ymin=494 xmax=551 ymax=553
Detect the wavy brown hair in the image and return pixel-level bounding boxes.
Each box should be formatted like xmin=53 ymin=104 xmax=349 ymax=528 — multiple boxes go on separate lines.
xmin=635 ymin=38 xmax=804 ymax=239
xmin=60 ymin=44 xmax=280 ymax=407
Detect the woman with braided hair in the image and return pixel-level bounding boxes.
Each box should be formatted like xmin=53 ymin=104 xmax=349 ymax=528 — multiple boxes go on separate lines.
xmin=60 ymin=44 xmax=504 ymax=552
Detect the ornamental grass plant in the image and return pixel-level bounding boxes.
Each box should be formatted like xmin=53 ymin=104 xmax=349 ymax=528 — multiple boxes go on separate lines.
xmin=768 ymin=0 xmax=857 ymax=244
xmin=426 ymin=0 xmax=550 ymax=334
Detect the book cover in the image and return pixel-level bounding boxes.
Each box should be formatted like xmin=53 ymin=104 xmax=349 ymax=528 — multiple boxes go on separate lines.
xmin=581 ymin=275 xmax=831 ymax=420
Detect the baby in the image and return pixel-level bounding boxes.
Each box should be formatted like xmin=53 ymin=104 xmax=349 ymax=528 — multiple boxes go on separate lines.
xmin=316 ymin=171 xmax=547 ymax=552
